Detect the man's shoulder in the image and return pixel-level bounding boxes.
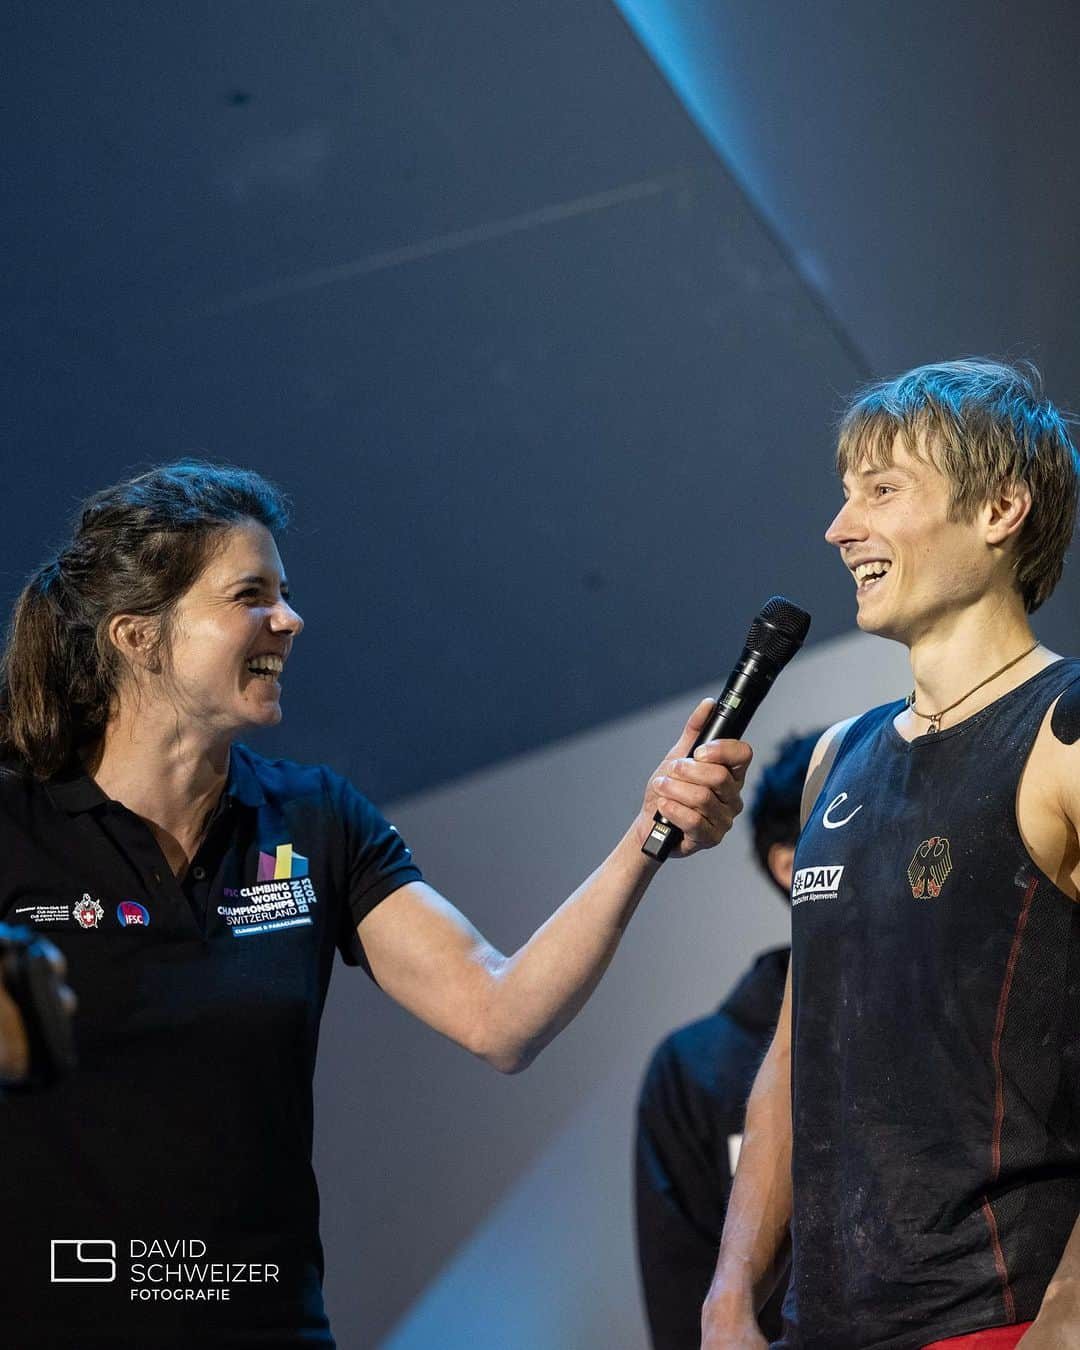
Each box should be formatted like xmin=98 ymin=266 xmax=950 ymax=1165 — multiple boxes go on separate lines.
xmin=1027 ymin=659 xmax=1080 ymax=814
xmin=800 ymin=709 xmax=887 ymax=828
xmin=1049 ymin=660 xmax=1080 ymax=746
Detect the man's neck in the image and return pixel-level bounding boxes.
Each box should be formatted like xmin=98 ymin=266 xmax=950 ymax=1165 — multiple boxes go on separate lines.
xmin=904 ymin=593 xmax=1047 ymax=729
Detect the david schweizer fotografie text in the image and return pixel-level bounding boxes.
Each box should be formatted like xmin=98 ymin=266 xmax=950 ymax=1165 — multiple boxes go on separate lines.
xmin=129 ymin=1238 xmax=280 ymax=1301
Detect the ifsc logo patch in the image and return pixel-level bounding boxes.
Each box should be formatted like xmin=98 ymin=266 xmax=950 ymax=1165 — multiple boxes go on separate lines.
xmin=117 ymin=901 xmax=150 ymax=927
xmin=791 ymin=864 xmax=845 ymax=906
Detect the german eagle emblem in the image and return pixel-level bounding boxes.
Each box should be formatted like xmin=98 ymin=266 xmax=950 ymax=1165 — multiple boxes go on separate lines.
xmin=907 ymin=836 xmax=953 ymax=899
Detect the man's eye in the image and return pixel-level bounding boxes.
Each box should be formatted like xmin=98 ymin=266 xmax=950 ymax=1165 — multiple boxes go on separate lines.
xmin=236 ymin=588 xmax=260 ymax=600
xmin=875 ymin=484 xmax=895 ymax=497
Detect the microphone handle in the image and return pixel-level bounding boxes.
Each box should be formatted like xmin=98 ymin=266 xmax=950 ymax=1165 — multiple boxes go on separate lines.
xmin=641 ymin=651 xmax=778 ymax=863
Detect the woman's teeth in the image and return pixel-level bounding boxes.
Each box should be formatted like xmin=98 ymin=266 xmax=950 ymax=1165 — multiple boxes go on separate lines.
xmin=246 ymin=654 xmax=284 ymax=680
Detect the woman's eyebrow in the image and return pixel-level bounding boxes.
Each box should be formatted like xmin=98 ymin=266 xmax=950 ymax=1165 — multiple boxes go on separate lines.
xmin=228 ymin=572 xmax=289 ymax=588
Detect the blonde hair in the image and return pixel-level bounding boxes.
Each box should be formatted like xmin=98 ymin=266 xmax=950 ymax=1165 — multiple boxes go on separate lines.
xmin=836 ymin=359 xmax=1079 ymax=612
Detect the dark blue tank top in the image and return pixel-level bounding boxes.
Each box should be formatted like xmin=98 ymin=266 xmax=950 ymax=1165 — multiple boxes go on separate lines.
xmin=779 ymin=659 xmax=1080 ymax=1350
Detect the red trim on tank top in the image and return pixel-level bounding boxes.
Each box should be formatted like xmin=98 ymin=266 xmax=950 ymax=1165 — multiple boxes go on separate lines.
xmin=979 ymin=875 xmax=1038 ymax=1322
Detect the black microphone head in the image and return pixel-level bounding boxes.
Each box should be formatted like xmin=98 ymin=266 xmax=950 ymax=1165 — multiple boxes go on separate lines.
xmin=745 ymin=596 xmax=812 ymax=668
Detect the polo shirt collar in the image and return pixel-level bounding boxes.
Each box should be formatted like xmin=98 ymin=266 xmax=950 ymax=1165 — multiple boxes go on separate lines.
xmin=224 ymin=744 xmax=267 ymax=808
xmin=45 ymin=743 xmax=267 ymax=815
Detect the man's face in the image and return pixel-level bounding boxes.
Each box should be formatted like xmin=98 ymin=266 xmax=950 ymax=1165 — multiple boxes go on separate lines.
xmin=159 ymin=520 xmax=304 ymax=736
xmin=825 ymin=435 xmax=992 ymax=644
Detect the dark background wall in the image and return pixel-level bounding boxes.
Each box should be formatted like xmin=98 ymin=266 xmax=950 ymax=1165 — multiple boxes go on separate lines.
xmin=10 ymin=1 xmax=1075 ymax=810
xmin=5 ymin=3 xmax=1080 ymax=1344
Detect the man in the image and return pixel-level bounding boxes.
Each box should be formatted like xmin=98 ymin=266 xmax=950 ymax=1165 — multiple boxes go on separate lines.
xmin=635 ymin=731 xmax=821 ymax=1349
xmin=701 ymin=359 xmax=1080 ymax=1349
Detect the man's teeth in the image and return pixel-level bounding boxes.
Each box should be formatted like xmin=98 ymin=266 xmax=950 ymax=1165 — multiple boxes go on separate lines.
xmin=246 ymin=654 xmax=284 ymax=678
xmin=854 ymin=561 xmax=892 ymax=585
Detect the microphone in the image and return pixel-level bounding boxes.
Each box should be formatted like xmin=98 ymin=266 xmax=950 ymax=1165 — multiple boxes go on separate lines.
xmin=642 ymin=596 xmax=812 ymax=862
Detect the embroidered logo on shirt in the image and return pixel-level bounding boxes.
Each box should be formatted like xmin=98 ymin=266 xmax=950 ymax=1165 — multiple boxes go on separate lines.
xmin=73 ymin=895 xmax=105 ymax=930
xmin=792 ymin=865 xmax=845 ymax=906
xmin=907 ymin=836 xmax=953 ymax=899
xmin=217 ymin=843 xmax=318 ymax=937
xmin=822 ymin=792 xmax=864 ymax=829
xmin=13 ymin=904 xmax=71 ymax=925
xmin=117 ymin=901 xmax=150 ymax=927
xmin=257 ymin=843 xmax=308 ymax=881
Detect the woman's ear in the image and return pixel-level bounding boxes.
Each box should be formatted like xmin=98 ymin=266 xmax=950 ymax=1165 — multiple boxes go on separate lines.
xmin=107 ymin=614 xmax=162 ymax=675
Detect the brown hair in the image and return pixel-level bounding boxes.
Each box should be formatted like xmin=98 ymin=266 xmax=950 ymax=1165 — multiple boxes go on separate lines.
xmin=836 ymin=358 xmax=1079 ymax=612
xmin=0 ymin=460 xmax=290 ymax=778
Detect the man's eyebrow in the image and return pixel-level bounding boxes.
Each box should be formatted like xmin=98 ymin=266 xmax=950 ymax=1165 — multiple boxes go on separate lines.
xmin=853 ymin=462 xmax=912 ymax=479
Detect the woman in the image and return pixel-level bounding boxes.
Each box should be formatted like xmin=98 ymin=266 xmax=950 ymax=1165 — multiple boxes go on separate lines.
xmin=0 ymin=460 xmax=749 ymax=1349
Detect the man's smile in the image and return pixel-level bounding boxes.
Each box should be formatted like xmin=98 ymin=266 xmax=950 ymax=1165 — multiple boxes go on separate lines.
xmin=850 ymin=558 xmax=892 ymax=592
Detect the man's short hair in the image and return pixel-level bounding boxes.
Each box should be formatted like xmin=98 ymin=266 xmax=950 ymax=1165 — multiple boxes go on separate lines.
xmin=751 ymin=730 xmax=822 ymax=895
xmin=835 ymin=358 xmax=1079 ymax=612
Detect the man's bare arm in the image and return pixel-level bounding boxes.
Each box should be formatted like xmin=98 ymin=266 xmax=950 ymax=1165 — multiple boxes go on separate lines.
xmin=701 ymin=965 xmax=793 ymax=1345
xmin=1019 ymin=1216 xmax=1080 ymax=1346
xmin=700 ymin=719 xmax=853 ymax=1347
xmin=1020 ymin=714 xmax=1080 ymax=1345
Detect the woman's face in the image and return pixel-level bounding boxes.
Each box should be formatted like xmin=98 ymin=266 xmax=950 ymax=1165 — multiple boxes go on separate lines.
xmin=160 ymin=520 xmax=303 ymax=737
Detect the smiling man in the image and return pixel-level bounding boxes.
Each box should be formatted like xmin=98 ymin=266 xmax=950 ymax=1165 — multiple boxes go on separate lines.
xmin=700 ymin=360 xmax=1080 ymax=1350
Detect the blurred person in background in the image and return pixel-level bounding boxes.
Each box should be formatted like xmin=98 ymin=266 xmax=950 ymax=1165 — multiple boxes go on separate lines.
xmin=635 ymin=731 xmax=820 ymax=1349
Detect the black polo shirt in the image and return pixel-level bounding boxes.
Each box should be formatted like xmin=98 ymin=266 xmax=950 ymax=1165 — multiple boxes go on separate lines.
xmin=0 ymin=743 xmax=421 ymax=1350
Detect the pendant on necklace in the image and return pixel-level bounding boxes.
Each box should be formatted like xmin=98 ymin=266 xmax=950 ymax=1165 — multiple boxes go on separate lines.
xmin=927 ymin=715 xmax=941 ymax=733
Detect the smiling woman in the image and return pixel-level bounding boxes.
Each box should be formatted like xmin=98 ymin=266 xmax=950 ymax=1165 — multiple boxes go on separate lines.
xmin=1 ymin=460 xmax=293 ymax=780
xmin=0 ymin=460 xmax=752 ymax=1349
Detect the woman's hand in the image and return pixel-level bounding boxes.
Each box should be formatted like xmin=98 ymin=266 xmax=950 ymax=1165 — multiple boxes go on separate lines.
xmin=636 ymin=698 xmax=752 ymax=859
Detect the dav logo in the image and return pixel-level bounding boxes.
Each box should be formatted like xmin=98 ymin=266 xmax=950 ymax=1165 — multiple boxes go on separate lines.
xmin=792 ymin=865 xmax=845 ymax=906
xmin=117 ymin=901 xmax=150 ymax=927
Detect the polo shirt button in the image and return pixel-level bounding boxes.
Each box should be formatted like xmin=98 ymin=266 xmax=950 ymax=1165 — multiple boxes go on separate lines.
xmin=152 ymin=870 xmax=163 ymax=885
xmin=192 ymin=866 xmax=206 ymax=880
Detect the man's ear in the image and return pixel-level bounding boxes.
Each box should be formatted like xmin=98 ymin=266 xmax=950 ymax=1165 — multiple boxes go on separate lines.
xmin=107 ymin=614 xmax=162 ymax=675
xmin=984 ymin=480 xmax=1032 ymax=546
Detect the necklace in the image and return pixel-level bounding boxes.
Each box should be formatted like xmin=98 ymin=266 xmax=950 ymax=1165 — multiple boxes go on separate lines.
xmin=907 ymin=641 xmax=1041 ymax=734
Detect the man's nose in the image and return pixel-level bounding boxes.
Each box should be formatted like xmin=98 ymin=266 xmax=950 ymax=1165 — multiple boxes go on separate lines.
xmin=825 ymin=498 xmax=867 ymax=548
